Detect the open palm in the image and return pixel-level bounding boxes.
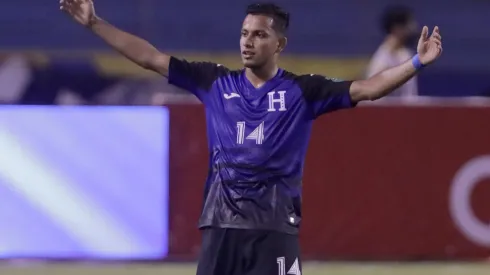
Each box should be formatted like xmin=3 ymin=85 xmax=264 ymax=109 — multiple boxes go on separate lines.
xmin=417 ymin=26 xmax=443 ymax=66
xmin=60 ymin=0 xmax=95 ymax=26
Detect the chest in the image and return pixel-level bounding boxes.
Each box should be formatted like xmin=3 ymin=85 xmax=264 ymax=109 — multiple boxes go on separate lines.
xmin=206 ymin=75 xmax=311 ymax=146
xmin=212 ymin=77 xmax=303 ymax=121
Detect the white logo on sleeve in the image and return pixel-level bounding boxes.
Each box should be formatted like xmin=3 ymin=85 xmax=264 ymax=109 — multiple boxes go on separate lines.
xmin=223 ymin=92 xmax=240 ymax=99
xmin=311 ymin=74 xmax=343 ymax=82
xmin=327 ymin=77 xmax=343 ymax=82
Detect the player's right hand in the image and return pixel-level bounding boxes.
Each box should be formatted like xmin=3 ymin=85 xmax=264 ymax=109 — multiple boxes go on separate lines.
xmin=60 ymin=0 xmax=95 ymax=27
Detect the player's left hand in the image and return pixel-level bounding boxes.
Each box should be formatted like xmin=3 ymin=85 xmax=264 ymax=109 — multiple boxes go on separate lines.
xmin=417 ymin=26 xmax=443 ymax=65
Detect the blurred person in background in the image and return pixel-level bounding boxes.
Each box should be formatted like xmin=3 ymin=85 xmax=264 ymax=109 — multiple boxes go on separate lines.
xmin=60 ymin=1 xmax=442 ymax=274
xmin=366 ymin=5 xmax=419 ymax=97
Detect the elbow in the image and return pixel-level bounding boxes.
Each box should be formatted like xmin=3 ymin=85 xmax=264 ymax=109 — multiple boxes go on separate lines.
xmin=360 ymin=89 xmax=378 ymax=101
xmin=351 ymin=80 xmax=384 ymax=102
xmin=139 ymin=56 xmax=154 ymax=70
xmin=138 ymin=50 xmax=161 ymax=70
xmin=367 ymin=91 xmax=385 ymax=101
xmin=140 ymin=52 xmax=169 ymax=75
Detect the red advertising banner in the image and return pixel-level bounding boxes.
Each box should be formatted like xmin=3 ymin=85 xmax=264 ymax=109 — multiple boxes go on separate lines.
xmin=167 ymin=104 xmax=490 ymax=260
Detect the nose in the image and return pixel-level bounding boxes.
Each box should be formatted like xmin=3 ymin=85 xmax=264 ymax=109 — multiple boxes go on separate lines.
xmin=244 ymin=38 xmax=253 ymax=49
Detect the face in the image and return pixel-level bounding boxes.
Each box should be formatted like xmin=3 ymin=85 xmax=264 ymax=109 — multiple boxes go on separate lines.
xmin=399 ymin=18 xmax=419 ymax=46
xmin=240 ymin=14 xmax=285 ymax=68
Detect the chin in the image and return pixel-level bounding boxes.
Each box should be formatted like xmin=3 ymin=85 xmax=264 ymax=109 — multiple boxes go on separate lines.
xmin=242 ymin=59 xmax=261 ymax=69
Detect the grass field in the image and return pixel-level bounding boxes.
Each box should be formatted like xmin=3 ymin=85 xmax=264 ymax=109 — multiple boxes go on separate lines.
xmin=1 ymin=262 xmax=489 ymax=275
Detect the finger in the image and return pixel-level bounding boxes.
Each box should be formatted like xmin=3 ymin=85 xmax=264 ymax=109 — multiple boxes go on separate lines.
xmin=66 ymin=0 xmax=76 ymax=6
xmin=62 ymin=0 xmax=77 ymax=7
xmin=431 ymin=32 xmax=442 ymax=41
xmin=60 ymin=5 xmax=73 ymax=14
xmin=431 ymin=35 xmax=441 ymax=43
xmin=437 ymin=45 xmax=443 ymax=57
xmin=433 ymin=26 xmax=440 ymax=34
xmin=60 ymin=1 xmax=71 ymax=12
xmin=60 ymin=0 xmax=71 ymax=9
xmin=419 ymin=26 xmax=429 ymax=42
xmin=60 ymin=2 xmax=76 ymax=15
xmin=60 ymin=0 xmax=78 ymax=12
xmin=60 ymin=1 xmax=71 ymax=10
xmin=432 ymin=39 xmax=441 ymax=47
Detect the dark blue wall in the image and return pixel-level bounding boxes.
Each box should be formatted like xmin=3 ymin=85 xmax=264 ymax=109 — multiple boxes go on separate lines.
xmin=2 ymin=0 xmax=489 ymax=97
xmin=2 ymin=0 xmax=490 ymax=71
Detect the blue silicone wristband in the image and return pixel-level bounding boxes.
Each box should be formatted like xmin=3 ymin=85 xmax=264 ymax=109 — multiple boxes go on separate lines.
xmin=412 ymin=54 xmax=425 ymax=70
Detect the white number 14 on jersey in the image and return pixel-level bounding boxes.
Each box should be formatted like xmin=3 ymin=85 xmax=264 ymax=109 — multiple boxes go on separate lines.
xmin=236 ymin=121 xmax=265 ymax=145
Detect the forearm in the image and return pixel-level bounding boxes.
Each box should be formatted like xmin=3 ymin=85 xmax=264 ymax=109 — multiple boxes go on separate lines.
xmin=88 ymin=16 xmax=168 ymax=75
xmin=350 ymin=58 xmax=417 ymax=101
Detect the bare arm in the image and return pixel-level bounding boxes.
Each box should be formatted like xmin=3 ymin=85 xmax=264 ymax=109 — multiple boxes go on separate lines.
xmin=350 ymin=59 xmax=416 ymax=101
xmin=89 ymin=17 xmax=170 ymax=76
xmin=60 ymin=0 xmax=170 ymax=76
xmin=350 ymin=26 xmax=443 ymax=102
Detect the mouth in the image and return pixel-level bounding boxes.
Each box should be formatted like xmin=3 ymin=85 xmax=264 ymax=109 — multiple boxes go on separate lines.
xmin=242 ymin=50 xmax=255 ymax=59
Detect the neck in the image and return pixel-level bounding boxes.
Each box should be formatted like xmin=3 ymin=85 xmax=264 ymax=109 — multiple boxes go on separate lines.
xmin=244 ymin=62 xmax=279 ymax=88
xmin=383 ymin=35 xmax=405 ymax=51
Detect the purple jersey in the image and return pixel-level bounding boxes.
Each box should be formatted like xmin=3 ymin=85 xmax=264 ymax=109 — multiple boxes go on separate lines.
xmin=168 ymin=57 xmax=355 ymax=234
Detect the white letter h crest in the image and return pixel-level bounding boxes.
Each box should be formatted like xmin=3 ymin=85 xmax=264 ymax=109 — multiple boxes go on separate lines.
xmin=267 ymin=91 xmax=287 ymax=112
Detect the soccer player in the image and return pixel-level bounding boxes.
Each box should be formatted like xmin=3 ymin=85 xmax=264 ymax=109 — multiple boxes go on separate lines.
xmin=60 ymin=1 xmax=442 ymax=274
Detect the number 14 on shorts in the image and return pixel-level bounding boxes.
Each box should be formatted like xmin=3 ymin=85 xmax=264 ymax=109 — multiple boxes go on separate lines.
xmin=276 ymin=257 xmax=301 ymax=275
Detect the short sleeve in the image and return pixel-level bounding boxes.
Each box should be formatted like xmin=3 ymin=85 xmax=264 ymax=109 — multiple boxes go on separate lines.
xmin=298 ymin=74 xmax=356 ymax=119
xmin=168 ymin=56 xmax=227 ymax=102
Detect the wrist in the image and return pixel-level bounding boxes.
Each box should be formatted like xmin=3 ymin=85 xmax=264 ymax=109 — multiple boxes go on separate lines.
xmin=411 ymin=54 xmax=426 ymax=70
xmin=86 ymin=15 xmax=100 ymax=29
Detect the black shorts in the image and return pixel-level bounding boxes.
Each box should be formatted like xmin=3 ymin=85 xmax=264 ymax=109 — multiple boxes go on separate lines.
xmin=196 ymin=227 xmax=302 ymax=275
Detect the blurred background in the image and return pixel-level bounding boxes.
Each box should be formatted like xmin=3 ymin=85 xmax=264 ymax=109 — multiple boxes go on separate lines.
xmin=0 ymin=0 xmax=489 ymax=274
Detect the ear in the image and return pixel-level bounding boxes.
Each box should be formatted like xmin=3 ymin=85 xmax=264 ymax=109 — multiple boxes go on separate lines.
xmin=276 ymin=36 xmax=288 ymax=53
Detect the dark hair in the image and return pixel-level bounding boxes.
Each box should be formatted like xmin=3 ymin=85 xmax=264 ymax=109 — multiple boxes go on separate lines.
xmin=380 ymin=5 xmax=413 ymax=34
xmin=246 ymin=3 xmax=290 ymax=35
